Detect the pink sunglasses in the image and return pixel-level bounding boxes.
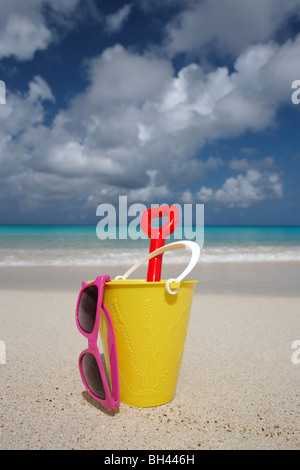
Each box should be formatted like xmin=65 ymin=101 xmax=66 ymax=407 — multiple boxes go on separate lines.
xmin=75 ymin=275 xmax=120 ymax=410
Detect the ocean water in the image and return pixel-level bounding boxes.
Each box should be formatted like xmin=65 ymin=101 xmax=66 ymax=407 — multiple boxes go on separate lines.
xmin=0 ymin=225 xmax=300 ymax=266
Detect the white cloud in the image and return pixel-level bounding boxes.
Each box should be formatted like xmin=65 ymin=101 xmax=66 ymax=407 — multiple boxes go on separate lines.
xmin=0 ymin=14 xmax=51 ymax=61
xmin=28 ymin=76 xmax=55 ymax=103
xmin=0 ymin=0 xmax=81 ymax=60
xmin=127 ymin=170 xmax=170 ymax=202
xmin=215 ymin=170 xmax=266 ymax=207
xmin=232 ymin=35 xmax=300 ymax=104
xmin=205 ymin=156 xmax=224 ymax=171
xmin=105 ymin=4 xmax=132 ymax=33
xmin=181 ymin=189 xmax=193 ymax=204
xmin=0 ymin=76 xmax=53 ymax=137
xmin=1 ymin=32 xmax=298 ymax=216
xmin=157 ymin=35 xmax=300 ymax=143
xmin=197 ymin=186 xmax=213 ymax=203
xmin=86 ymin=45 xmax=173 ymax=104
xmin=197 ymin=169 xmax=283 ymax=208
xmin=164 ymin=0 xmax=300 ymax=58
xmin=268 ymin=173 xmax=283 ymax=199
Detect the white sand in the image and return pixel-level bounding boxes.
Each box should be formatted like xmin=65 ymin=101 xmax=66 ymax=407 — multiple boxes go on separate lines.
xmin=0 ymin=263 xmax=299 ymax=450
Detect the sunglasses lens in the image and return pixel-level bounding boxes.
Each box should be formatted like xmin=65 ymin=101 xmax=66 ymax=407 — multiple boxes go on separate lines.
xmin=78 ymin=285 xmax=98 ymax=333
xmin=81 ymin=352 xmax=105 ymax=400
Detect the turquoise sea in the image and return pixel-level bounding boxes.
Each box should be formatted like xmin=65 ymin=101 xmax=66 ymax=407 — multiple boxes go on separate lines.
xmin=0 ymin=225 xmax=300 ymax=266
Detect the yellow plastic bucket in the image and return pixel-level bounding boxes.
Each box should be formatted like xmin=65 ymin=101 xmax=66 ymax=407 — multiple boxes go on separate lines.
xmin=102 ymin=241 xmax=200 ymax=407
xmin=103 ymin=279 xmax=197 ymax=407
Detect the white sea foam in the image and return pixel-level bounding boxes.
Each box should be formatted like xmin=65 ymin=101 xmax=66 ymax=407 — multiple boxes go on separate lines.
xmin=1 ymin=246 xmax=300 ymax=266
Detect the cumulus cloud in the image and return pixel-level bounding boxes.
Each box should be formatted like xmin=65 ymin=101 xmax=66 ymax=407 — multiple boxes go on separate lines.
xmin=0 ymin=14 xmax=51 ymax=61
xmin=197 ymin=169 xmax=283 ymax=208
xmin=1 ymin=31 xmax=299 ymax=218
xmin=127 ymin=170 xmax=170 ymax=202
xmin=0 ymin=0 xmax=80 ymax=60
xmin=86 ymin=45 xmax=173 ymax=104
xmin=0 ymin=77 xmax=52 ymax=137
xmin=197 ymin=186 xmax=214 ymax=203
xmin=164 ymin=0 xmax=300 ymax=58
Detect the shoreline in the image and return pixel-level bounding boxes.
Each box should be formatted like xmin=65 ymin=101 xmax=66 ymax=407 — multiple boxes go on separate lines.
xmin=0 ymin=261 xmax=299 ymax=297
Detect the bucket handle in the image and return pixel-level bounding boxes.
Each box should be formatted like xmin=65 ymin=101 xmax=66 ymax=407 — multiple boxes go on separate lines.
xmin=115 ymin=241 xmax=200 ymax=295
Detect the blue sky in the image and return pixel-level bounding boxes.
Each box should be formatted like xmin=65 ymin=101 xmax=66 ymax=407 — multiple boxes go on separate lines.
xmin=0 ymin=0 xmax=299 ymax=226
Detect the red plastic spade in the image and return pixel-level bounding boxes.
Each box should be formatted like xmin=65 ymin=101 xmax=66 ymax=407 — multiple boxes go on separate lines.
xmin=141 ymin=205 xmax=179 ymax=282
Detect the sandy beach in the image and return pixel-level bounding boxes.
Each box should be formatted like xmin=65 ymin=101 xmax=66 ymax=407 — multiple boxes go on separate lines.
xmin=0 ymin=262 xmax=299 ymax=450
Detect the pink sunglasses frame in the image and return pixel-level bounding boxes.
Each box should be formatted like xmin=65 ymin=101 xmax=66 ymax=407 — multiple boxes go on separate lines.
xmin=75 ymin=275 xmax=120 ymax=410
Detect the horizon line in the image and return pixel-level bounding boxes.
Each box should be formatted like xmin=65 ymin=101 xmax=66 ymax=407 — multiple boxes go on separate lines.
xmin=0 ymin=224 xmax=299 ymax=228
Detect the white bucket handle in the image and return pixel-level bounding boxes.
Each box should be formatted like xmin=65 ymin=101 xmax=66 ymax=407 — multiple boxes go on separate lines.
xmin=115 ymin=241 xmax=200 ymax=295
